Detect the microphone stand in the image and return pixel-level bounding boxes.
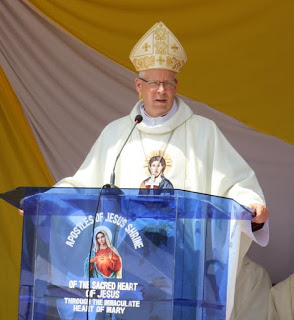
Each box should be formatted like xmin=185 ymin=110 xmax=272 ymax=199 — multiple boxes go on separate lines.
xmin=109 ymin=115 xmax=143 ymax=188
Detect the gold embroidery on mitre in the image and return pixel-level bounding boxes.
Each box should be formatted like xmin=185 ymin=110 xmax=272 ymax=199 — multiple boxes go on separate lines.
xmin=142 ymin=43 xmax=151 ymax=52
xmin=166 ymin=56 xmax=183 ymax=71
xmin=129 ymin=21 xmax=187 ymax=72
xmin=134 ymin=56 xmax=155 ymax=71
xmin=155 ymin=41 xmax=167 ymax=55
xmin=156 ymin=56 xmax=166 ymax=65
xmin=154 ymin=25 xmax=168 ymax=41
xmin=171 ymin=44 xmax=179 ymax=52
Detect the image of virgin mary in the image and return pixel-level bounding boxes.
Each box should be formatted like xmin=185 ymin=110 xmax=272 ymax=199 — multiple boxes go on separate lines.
xmin=84 ymin=227 xmax=122 ymax=278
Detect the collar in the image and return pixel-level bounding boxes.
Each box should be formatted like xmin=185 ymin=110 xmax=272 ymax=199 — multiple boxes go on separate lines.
xmin=140 ymin=100 xmax=178 ymax=127
xmin=130 ymin=96 xmax=194 ymax=134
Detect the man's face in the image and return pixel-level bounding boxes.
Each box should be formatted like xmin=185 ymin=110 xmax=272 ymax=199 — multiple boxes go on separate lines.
xmin=135 ymin=69 xmax=178 ymax=117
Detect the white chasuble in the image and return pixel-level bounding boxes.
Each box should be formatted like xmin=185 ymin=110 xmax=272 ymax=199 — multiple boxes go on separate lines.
xmin=56 ymin=96 xmax=270 ymax=319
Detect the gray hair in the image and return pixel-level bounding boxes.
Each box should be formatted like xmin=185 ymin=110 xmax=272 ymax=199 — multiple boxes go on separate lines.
xmin=138 ymin=71 xmax=146 ymax=78
xmin=138 ymin=70 xmax=177 ymax=79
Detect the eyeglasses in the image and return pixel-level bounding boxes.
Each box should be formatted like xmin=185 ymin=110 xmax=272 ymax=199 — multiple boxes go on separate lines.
xmin=139 ymin=77 xmax=177 ymax=89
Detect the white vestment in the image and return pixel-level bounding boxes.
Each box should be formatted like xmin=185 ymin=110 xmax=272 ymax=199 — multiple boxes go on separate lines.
xmin=56 ymin=96 xmax=270 ymax=319
xmin=267 ymin=274 xmax=294 ymax=320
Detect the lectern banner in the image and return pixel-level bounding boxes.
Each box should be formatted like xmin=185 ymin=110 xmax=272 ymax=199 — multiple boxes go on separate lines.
xmin=15 ymin=188 xmax=251 ymax=320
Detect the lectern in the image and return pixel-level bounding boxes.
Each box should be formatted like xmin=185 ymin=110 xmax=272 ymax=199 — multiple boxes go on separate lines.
xmin=0 ymin=187 xmax=252 ymax=320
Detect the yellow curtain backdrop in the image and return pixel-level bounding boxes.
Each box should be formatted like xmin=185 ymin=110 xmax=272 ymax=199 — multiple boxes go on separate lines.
xmin=27 ymin=0 xmax=294 ymax=144
xmin=0 ymin=67 xmax=54 ymax=319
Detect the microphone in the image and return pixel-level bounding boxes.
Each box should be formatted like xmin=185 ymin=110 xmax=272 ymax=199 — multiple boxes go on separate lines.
xmin=109 ymin=115 xmax=143 ymax=188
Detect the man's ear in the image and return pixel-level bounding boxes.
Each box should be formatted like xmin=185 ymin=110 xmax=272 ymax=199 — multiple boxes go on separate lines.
xmin=175 ymin=78 xmax=178 ymax=90
xmin=135 ymin=78 xmax=142 ymax=94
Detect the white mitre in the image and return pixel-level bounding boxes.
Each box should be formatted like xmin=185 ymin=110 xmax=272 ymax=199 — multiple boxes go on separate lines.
xmin=129 ymin=21 xmax=187 ymax=72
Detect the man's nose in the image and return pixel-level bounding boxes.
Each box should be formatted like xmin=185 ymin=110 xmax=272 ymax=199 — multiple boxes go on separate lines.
xmin=157 ymin=83 xmax=165 ymax=92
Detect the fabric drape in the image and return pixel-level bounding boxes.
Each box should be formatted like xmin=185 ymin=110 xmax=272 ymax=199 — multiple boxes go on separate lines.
xmin=26 ymin=0 xmax=294 ymax=144
xmin=0 ymin=66 xmax=54 ymax=319
xmin=0 ymin=0 xmax=293 ymax=318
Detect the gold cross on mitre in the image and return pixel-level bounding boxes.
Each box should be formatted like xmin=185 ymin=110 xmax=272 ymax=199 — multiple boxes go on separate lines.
xmin=171 ymin=44 xmax=178 ymax=52
xmin=156 ymin=56 xmax=165 ymax=65
xmin=142 ymin=43 xmax=150 ymax=52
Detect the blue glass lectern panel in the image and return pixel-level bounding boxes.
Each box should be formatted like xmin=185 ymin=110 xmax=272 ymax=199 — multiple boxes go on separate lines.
xmin=16 ymin=188 xmax=251 ymax=320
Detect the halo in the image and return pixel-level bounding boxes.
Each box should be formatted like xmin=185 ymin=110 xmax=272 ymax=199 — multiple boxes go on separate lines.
xmin=93 ymin=226 xmax=112 ymax=244
xmin=143 ymin=150 xmax=172 ymax=176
